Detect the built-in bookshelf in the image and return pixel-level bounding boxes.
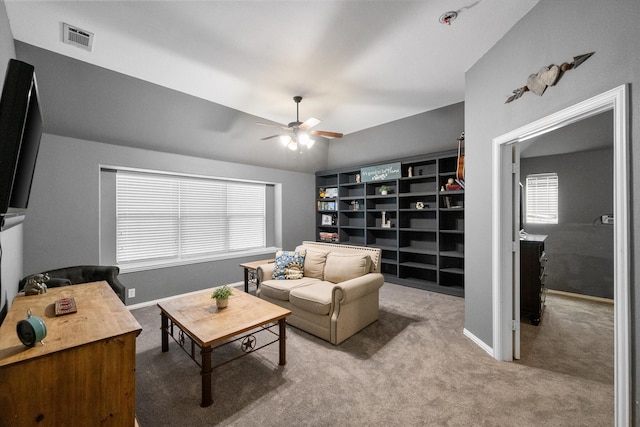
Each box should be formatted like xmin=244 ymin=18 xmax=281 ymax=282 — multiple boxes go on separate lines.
xmin=316 ymin=150 xmax=465 ymax=297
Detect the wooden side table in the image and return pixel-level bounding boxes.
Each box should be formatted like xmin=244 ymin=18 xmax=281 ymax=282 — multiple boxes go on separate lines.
xmin=239 ymin=259 xmax=274 ymax=292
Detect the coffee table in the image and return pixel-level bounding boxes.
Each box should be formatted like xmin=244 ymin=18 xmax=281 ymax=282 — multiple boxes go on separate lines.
xmin=157 ymin=288 xmax=291 ymax=407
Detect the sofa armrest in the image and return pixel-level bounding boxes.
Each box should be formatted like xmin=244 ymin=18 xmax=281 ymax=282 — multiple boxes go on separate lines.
xmin=333 ymin=273 xmax=384 ymax=304
xmin=257 ymin=263 xmax=276 ymax=284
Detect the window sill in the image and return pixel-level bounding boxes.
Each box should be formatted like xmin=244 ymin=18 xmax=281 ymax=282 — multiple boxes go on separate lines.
xmin=117 ymin=247 xmax=280 ymax=274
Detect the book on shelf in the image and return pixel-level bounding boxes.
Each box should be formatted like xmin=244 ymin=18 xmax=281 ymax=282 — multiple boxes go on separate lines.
xmin=317 ymin=200 xmax=337 ymax=211
xmin=319 ymin=232 xmax=339 ymax=242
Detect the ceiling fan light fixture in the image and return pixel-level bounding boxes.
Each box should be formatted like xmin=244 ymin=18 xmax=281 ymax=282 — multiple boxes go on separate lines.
xmin=280 ymin=135 xmax=291 ymax=146
xmin=287 ymin=141 xmax=298 ymax=151
xmin=298 ymin=132 xmax=311 ymax=146
xmin=306 ymin=138 xmax=315 ymax=148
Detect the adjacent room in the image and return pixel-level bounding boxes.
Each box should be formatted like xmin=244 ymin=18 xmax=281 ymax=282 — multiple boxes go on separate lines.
xmin=0 ymin=1 xmax=637 ymax=426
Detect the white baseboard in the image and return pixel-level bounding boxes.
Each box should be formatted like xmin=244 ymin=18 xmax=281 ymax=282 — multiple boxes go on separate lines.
xmin=126 ymin=281 xmax=244 ymax=311
xmin=546 ymin=289 xmax=614 ymax=304
xmin=463 ymin=328 xmax=494 ymax=357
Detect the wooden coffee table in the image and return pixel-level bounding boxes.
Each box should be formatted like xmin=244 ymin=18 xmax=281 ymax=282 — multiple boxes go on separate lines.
xmin=157 ymin=288 xmax=291 ymax=407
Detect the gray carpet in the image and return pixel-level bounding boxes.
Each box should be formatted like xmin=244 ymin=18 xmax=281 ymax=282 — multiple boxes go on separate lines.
xmin=132 ymin=283 xmax=613 ymax=426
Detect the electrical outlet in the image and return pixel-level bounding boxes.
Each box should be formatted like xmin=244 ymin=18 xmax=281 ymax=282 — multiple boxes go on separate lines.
xmin=128 ymin=288 xmax=136 ymax=298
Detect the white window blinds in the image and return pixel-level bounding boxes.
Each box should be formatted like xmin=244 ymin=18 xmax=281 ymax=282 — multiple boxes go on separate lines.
xmin=116 ymin=170 xmax=266 ymax=265
xmin=525 ymin=173 xmax=558 ymax=224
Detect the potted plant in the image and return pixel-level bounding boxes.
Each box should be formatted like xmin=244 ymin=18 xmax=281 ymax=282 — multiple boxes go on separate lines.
xmin=211 ymin=285 xmax=233 ymax=308
xmin=379 ymin=185 xmax=389 ymax=195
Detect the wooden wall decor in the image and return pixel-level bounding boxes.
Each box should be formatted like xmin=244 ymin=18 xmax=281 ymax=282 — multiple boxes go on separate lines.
xmin=505 ymin=52 xmax=594 ymax=103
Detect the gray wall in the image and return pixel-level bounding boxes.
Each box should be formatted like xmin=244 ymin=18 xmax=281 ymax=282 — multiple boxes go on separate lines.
xmin=464 ymin=0 xmax=638 ymax=416
xmin=328 ymin=102 xmax=464 ymax=169
xmin=0 ymin=0 xmax=18 ymax=315
xmin=15 ymin=42 xmax=329 ymax=175
xmin=24 ymin=133 xmax=315 ymax=304
xmin=0 ymin=0 xmax=13 ymax=76
xmin=10 ymin=38 xmax=323 ymax=306
xmin=521 ymin=148 xmax=614 ymax=299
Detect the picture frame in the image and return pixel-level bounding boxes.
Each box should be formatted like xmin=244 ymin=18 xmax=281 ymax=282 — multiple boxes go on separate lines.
xmin=321 ymin=214 xmax=333 ymax=225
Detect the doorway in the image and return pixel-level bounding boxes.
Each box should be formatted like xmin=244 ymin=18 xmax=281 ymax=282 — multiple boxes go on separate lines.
xmin=491 ymin=85 xmax=630 ymax=425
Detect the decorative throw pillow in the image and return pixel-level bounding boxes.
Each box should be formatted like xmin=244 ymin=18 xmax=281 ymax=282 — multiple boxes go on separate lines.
xmin=298 ymin=248 xmax=328 ymax=280
xmin=323 ymin=253 xmax=371 ymax=283
xmin=272 ymin=250 xmax=306 ymax=280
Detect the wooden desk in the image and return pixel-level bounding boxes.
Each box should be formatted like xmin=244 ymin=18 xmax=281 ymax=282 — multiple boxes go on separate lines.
xmin=158 ymin=289 xmax=290 ymax=407
xmin=0 ymin=281 xmax=142 ymax=426
xmin=239 ymin=258 xmax=274 ymax=292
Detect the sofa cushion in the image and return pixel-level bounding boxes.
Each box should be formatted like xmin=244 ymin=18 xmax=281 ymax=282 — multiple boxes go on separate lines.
xmin=289 ymin=281 xmax=335 ymax=315
xmin=323 ymin=253 xmax=371 ymax=284
xmin=297 ymin=248 xmax=328 ymax=280
xmin=272 ymin=250 xmax=306 ymax=280
xmin=259 ymin=277 xmax=320 ymax=301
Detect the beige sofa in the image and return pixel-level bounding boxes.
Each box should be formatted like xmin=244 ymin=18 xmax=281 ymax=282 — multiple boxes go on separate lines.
xmin=256 ymin=241 xmax=384 ymax=345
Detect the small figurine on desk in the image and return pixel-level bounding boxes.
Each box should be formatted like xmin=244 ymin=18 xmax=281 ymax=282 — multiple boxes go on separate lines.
xmin=23 ymin=273 xmax=49 ymax=296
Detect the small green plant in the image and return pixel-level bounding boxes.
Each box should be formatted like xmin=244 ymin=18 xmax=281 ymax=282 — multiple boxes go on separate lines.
xmin=379 ymin=185 xmax=390 ymax=194
xmin=211 ymin=285 xmax=233 ymax=300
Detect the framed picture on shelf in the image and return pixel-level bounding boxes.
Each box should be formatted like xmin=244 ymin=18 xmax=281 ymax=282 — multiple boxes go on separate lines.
xmin=321 ymin=214 xmax=333 ymax=225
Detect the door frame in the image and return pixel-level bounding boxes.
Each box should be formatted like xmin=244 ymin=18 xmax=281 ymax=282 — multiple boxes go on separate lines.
xmin=491 ymin=84 xmax=629 ymax=425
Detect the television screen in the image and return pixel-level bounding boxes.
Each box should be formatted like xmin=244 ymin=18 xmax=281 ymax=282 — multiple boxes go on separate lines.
xmin=0 ymin=59 xmax=43 ymax=216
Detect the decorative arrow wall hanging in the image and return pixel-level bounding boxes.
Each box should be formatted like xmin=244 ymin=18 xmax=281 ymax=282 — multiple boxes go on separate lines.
xmin=505 ymin=52 xmax=594 ymax=103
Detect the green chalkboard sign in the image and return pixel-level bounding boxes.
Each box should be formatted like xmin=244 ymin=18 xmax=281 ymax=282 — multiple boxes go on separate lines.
xmin=360 ymin=162 xmax=401 ymax=182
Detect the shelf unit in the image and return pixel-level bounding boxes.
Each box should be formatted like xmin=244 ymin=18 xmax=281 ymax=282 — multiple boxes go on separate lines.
xmin=521 ymin=235 xmax=548 ymax=325
xmin=316 ymin=150 xmax=465 ymax=297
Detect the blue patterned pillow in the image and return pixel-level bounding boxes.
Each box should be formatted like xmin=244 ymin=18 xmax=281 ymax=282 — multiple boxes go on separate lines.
xmin=272 ymin=250 xmax=306 ymax=280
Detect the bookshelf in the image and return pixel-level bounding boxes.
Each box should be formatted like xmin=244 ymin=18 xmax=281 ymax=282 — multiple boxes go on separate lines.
xmin=316 ymin=150 xmax=465 ymax=297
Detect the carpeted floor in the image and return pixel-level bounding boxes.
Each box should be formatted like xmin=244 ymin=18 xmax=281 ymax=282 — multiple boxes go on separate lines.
xmin=132 ymin=283 xmax=613 ymax=426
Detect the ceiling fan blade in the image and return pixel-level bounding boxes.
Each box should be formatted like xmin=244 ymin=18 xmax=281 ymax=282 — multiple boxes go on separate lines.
xmin=257 ymin=122 xmax=291 ymax=131
xmin=260 ymin=134 xmax=282 ymax=141
xmin=311 ymin=130 xmax=343 ymax=139
xmin=299 ymin=117 xmax=321 ymax=130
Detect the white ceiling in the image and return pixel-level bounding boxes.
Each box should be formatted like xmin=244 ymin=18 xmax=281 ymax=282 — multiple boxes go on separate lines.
xmin=5 ymin=0 xmax=539 ymax=136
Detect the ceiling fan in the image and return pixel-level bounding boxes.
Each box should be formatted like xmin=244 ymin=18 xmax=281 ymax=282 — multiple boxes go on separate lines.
xmin=258 ymin=96 xmax=343 ymax=150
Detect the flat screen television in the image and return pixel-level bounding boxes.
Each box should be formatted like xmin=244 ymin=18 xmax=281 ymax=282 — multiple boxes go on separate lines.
xmin=0 ymin=59 xmax=43 ymax=219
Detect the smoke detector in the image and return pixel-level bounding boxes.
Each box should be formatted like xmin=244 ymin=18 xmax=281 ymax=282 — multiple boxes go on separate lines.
xmin=62 ymin=23 xmax=94 ymax=51
xmin=439 ymin=11 xmax=458 ymax=25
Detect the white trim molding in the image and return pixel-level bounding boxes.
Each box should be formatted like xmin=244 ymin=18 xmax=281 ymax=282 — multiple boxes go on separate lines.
xmin=463 ymin=328 xmax=494 ymax=357
xmin=491 ymin=85 xmax=630 ymax=426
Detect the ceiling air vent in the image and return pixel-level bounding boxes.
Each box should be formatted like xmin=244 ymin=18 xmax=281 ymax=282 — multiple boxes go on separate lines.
xmin=62 ymin=23 xmax=94 ymax=51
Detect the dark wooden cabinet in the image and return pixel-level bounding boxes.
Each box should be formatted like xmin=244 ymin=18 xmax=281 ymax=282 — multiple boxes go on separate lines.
xmin=520 ymin=234 xmax=548 ymax=325
xmin=316 ymin=150 xmax=464 ymax=297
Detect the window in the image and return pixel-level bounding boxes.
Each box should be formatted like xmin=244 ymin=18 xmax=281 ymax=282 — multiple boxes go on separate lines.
xmin=115 ymin=170 xmax=266 ymax=268
xmin=525 ymin=173 xmax=558 ymax=224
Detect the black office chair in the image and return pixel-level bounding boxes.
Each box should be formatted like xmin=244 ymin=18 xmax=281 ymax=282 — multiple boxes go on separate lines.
xmin=19 ymin=265 xmax=126 ymax=303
